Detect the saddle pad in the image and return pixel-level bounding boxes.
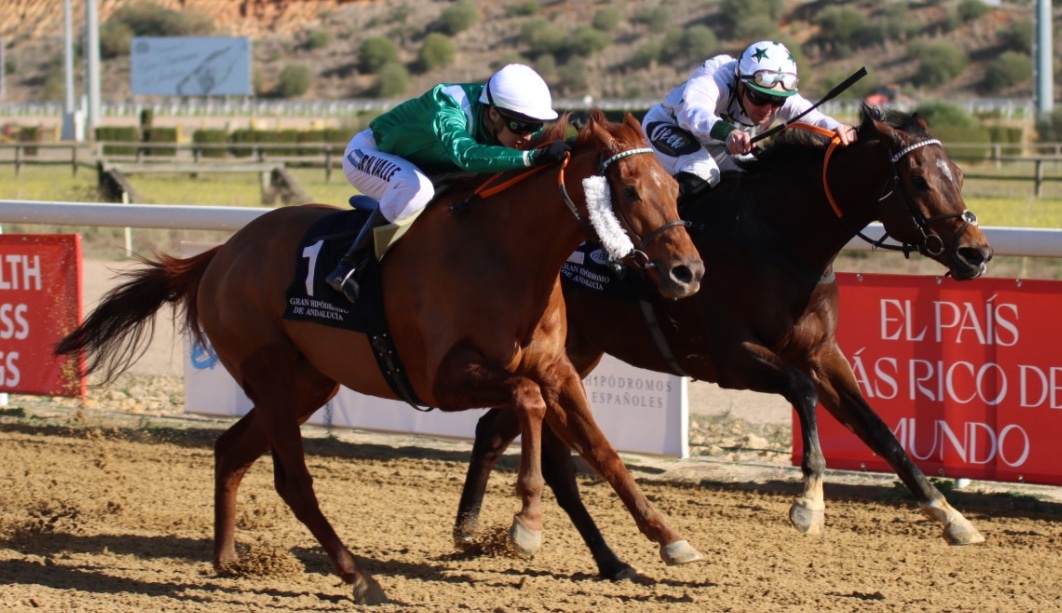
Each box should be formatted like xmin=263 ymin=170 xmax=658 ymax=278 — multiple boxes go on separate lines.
xmin=283 ymin=210 xmax=386 ymax=334
xmin=560 ymin=242 xmax=650 ymax=301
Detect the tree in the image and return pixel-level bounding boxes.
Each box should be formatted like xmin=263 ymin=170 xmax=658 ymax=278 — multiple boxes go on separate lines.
xmin=418 ymin=33 xmax=456 ymax=72
xmin=276 ymin=64 xmax=311 ymax=98
xmin=359 ymin=37 xmax=399 ymax=74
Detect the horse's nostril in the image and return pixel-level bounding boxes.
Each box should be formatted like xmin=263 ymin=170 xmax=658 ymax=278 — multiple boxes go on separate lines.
xmin=672 ymin=265 xmax=693 ymax=285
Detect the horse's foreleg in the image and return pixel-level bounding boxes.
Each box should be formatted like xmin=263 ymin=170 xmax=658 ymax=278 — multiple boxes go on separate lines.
xmin=507 ymin=378 xmax=548 ymax=556
xmin=816 ymin=348 xmax=984 ymax=545
xmin=545 ymin=367 xmax=703 ymax=566
xmin=454 ymin=408 xmax=521 ymax=547
xmin=540 ymin=424 xmax=637 ymax=580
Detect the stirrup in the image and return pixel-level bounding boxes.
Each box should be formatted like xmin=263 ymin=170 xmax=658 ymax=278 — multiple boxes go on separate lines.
xmin=326 ymin=263 xmax=360 ymax=303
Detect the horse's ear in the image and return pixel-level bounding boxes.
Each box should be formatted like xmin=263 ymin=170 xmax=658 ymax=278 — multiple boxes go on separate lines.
xmin=911 ymin=112 xmax=930 ymax=133
xmin=623 ymin=112 xmax=642 ymax=133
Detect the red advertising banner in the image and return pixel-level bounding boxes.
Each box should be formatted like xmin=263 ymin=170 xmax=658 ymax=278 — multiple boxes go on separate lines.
xmin=795 ymin=272 xmax=1062 ymax=486
xmin=0 ymin=234 xmax=83 ymax=397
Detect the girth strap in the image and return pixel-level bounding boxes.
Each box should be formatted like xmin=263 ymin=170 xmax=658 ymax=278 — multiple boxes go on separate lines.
xmin=369 ymin=331 xmax=432 ymax=412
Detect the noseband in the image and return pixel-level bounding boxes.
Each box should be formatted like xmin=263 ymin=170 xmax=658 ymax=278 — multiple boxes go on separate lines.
xmin=558 ymin=147 xmax=687 ymax=270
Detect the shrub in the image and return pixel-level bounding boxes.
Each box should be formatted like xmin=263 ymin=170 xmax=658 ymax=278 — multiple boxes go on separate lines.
xmin=521 ymin=20 xmax=566 ymax=56
xmin=913 ymin=101 xmax=976 ymax=128
xmin=998 ymin=19 xmax=1033 ymax=54
xmin=673 ymin=26 xmax=717 ymax=62
xmin=276 ymin=64 xmax=311 ymax=98
xmin=592 ymin=7 xmax=622 ymax=32
xmin=957 ymin=0 xmax=991 ymax=23
xmin=304 ymin=30 xmax=331 ymax=51
xmin=418 ymin=33 xmax=456 ymax=72
xmin=982 ymin=51 xmax=1033 ymax=94
xmin=816 ymin=6 xmax=866 ymax=54
xmin=641 ymin=7 xmax=671 ymax=34
xmin=506 ymin=1 xmax=540 ymax=17
xmin=910 ymin=41 xmax=968 ymax=88
xmin=96 ymin=126 xmax=140 ymax=156
xmin=144 ymin=126 xmax=177 ymax=157
xmin=358 ymin=37 xmax=399 ymax=74
xmin=735 ymin=15 xmax=780 ymax=42
xmin=1036 ymin=108 xmax=1062 ymax=142
xmin=192 ymin=128 xmax=229 ymax=159
xmin=372 ymin=62 xmax=410 ymax=98
xmin=439 ymin=1 xmax=478 ymax=36
xmin=99 ymin=20 xmax=134 ymax=59
xmin=109 ymin=1 xmax=214 ymax=37
xmin=631 ymin=41 xmax=664 ymax=70
xmin=566 ymin=27 xmax=610 ymax=57
xmin=719 ymin=0 xmax=784 ymax=37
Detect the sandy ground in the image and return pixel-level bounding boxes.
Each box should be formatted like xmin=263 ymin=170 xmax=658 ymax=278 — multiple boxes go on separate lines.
xmin=2 ymin=257 xmax=1060 ymax=611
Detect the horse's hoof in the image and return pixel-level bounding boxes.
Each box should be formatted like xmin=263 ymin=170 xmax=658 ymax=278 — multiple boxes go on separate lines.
xmin=659 ymin=540 xmax=704 ymax=566
xmin=789 ymin=500 xmax=825 ymax=536
xmin=509 ymin=515 xmax=543 ymax=556
xmin=352 ymin=574 xmax=388 ymax=606
xmin=944 ymin=519 xmax=986 ymax=546
xmin=609 ymin=565 xmax=647 ymax=583
xmin=453 ymin=523 xmax=477 ymax=549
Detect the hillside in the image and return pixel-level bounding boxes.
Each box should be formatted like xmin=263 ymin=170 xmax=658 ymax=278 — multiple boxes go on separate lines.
xmin=0 ymin=0 xmax=1049 ymax=106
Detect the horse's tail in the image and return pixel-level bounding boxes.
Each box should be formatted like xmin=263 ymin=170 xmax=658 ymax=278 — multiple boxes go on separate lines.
xmin=54 ymin=247 xmax=220 ymax=383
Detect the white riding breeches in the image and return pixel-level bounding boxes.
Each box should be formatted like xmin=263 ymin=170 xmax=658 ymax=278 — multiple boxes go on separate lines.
xmin=341 ymin=129 xmax=435 ymax=223
xmin=641 ymin=105 xmax=745 ymax=187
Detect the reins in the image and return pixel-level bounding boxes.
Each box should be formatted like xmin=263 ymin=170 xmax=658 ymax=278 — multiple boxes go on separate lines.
xmin=784 ymin=121 xmax=975 ymax=259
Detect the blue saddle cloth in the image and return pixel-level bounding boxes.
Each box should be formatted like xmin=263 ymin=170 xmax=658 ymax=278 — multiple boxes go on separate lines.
xmin=282 ymin=209 xmax=385 ymax=334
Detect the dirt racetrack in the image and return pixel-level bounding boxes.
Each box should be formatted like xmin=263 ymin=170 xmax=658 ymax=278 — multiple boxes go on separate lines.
xmin=2 ymin=259 xmax=1062 ymax=611
xmin=2 ymin=401 xmax=1062 ymax=613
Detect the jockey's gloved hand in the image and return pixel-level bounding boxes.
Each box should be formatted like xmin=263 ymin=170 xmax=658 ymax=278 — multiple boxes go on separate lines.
xmin=534 ymin=140 xmax=571 ymax=165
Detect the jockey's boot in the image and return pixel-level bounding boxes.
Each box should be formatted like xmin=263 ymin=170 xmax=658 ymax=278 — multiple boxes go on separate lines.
xmin=325 ymin=207 xmax=382 ymax=304
xmin=675 ymin=171 xmax=710 ymax=207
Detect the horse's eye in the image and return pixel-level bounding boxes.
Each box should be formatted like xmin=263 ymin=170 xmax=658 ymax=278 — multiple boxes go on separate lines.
xmin=912 ymin=175 xmax=930 ymax=191
xmin=622 ymin=186 xmax=639 ymax=200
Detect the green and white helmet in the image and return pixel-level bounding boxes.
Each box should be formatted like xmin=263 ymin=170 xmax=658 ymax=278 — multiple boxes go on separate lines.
xmin=737 ymin=41 xmax=799 ymax=98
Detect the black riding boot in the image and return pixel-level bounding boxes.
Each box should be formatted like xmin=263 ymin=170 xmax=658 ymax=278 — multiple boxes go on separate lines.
xmin=325 ymin=207 xmax=382 ymax=304
xmin=675 ymin=171 xmax=710 ymax=207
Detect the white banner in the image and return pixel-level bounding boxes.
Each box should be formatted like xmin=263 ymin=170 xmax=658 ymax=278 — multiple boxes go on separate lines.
xmin=184 ymin=335 xmax=688 ymax=457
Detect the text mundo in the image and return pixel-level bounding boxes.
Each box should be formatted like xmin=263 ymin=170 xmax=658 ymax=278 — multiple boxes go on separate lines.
xmin=0 ymin=253 xmax=43 ymax=388
xmin=891 ymin=418 xmax=1030 ymax=468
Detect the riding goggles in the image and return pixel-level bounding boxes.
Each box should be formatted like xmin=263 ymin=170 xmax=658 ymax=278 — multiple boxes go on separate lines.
xmin=742 ymin=70 xmax=799 ymax=92
xmin=744 ymin=86 xmax=786 ymax=108
xmin=497 ymin=110 xmax=542 ymax=135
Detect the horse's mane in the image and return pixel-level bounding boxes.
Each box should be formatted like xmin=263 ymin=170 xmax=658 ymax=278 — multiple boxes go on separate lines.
xmin=737 ymin=105 xmax=928 ymax=175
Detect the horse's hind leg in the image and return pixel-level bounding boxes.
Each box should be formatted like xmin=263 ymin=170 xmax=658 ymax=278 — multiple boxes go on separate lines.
xmin=815 ymin=348 xmax=983 ymax=545
xmin=214 ymin=411 xmax=270 ymax=571
xmin=221 ymin=347 xmax=387 ymax=604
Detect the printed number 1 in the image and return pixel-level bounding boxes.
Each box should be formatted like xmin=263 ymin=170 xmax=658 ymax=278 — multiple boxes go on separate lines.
xmin=302 ymin=240 xmax=324 ymax=296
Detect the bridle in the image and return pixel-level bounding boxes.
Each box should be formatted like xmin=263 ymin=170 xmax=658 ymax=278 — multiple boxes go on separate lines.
xmin=557 ymin=146 xmax=688 ymax=271
xmin=792 ymin=122 xmax=979 ymax=259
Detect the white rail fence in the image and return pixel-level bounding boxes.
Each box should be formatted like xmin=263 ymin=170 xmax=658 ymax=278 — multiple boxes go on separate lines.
xmin=0 ymin=200 xmax=1058 ymax=258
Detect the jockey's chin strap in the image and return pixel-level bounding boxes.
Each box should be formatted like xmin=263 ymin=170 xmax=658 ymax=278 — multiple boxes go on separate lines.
xmin=786 ymin=122 xmax=975 ymax=260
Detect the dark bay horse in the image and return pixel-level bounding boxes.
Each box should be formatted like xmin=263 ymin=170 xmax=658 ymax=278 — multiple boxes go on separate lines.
xmin=54 ymin=110 xmax=705 ymax=604
xmin=453 ymin=107 xmax=995 ymax=579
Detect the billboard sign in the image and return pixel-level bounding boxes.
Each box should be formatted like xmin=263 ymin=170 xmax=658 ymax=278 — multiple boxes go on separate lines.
xmin=0 ymin=234 xmax=83 ymax=397
xmin=795 ymin=273 xmax=1062 ymax=485
xmin=131 ymin=36 xmax=252 ymax=96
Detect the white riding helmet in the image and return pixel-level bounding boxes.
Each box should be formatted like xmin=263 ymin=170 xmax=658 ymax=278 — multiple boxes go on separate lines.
xmin=479 ymin=63 xmax=559 ymax=122
xmin=737 ymin=41 xmax=799 ymax=98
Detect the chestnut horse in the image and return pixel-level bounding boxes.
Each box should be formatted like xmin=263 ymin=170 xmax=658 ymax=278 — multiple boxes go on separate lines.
xmin=453 ymin=107 xmax=995 ymax=579
xmin=55 ymin=110 xmax=705 ymax=604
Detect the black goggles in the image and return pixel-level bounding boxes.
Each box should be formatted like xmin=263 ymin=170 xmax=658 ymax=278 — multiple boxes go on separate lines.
xmin=496 ymin=110 xmax=542 ymax=135
xmin=743 ymin=85 xmax=787 ymax=108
